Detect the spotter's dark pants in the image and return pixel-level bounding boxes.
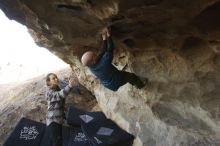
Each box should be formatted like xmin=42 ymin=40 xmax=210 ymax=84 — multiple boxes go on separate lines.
xmin=47 ymin=122 xmax=62 ymax=146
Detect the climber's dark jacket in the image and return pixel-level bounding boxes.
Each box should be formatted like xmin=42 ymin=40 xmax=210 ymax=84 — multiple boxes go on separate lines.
xmin=89 ymin=37 xmax=123 ymax=91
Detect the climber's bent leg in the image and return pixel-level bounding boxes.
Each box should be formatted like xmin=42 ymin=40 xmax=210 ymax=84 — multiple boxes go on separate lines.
xmin=120 ymin=71 xmax=146 ymax=89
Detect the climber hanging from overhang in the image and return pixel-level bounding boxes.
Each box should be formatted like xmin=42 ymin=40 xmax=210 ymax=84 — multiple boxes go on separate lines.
xmin=81 ymin=27 xmax=147 ymax=91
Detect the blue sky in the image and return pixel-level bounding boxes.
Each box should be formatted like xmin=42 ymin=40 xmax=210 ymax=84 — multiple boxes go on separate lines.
xmin=0 ymin=10 xmax=68 ymax=84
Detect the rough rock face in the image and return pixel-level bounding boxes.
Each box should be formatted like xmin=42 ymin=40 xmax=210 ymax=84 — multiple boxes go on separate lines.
xmin=0 ymin=0 xmax=220 ymax=145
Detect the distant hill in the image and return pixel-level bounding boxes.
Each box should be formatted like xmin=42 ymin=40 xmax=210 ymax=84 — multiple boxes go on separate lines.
xmin=0 ymin=68 xmax=99 ymax=146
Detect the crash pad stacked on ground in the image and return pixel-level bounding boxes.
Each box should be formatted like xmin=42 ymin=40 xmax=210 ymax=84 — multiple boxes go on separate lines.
xmin=67 ymin=106 xmax=134 ymax=146
xmin=40 ymin=126 xmax=91 ymax=146
xmin=81 ymin=120 xmax=134 ymax=146
xmin=66 ymin=106 xmax=107 ymax=127
xmin=3 ymin=106 xmax=134 ymax=146
xmin=3 ymin=118 xmax=45 ymax=146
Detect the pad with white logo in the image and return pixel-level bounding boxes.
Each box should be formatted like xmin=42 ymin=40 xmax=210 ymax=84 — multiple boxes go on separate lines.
xmin=96 ymin=127 xmax=114 ymax=136
xmin=79 ymin=114 xmax=94 ymax=123
xmin=20 ymin=126 xmax=39 ymax=140
xmin=94 ymin=137 xmax=102 ymax=144
xmin=74 ymin=132 xmax=88 ymax=142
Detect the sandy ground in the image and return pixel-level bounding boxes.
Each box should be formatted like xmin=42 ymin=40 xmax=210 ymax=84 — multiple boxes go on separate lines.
xmin=0 ymin=68 xmax=100 ymax=146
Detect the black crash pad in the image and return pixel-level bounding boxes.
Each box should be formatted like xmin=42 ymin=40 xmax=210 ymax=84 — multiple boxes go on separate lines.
xmin=4 ymin=114 xmax=134 ymax=146
xmin=68 ymin=127 xmax=92 ymax=146
xmin=81 ymin=119 xmax=134 ymax=146
xmin=40 ymin=125 xmax=91 ymax=146
xmin=3 ymin=118 xmax=45 ymax=146
xmin=67 ymin=106 xmax=106 ymax=127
